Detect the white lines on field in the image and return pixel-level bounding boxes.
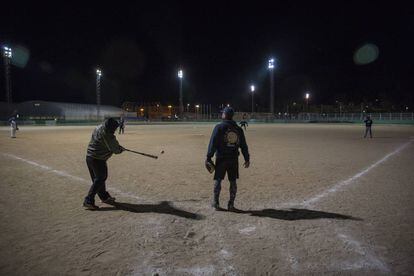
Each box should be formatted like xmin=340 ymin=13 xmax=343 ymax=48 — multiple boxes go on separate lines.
xmin=335 ymin=231 xmax=391 ymax=273
xmin=1 ymin=152 xmax=236 ymax=274
xmin=176 ymin=265 xmax=216 ymax=275
xmin=299 ymin=139 xmax=413 ymax=208
xmin=278 ymin=140 xmax=412 ymax=274
xmin=219 ymin=249 xmax=232 ymax=259
xmin=286 ymin=252 xmax=300 ymax=272
xmin=1 ymin=152 xmax=145 ymax=202
xmin=238 ymin=226 xmax=256 ymax=235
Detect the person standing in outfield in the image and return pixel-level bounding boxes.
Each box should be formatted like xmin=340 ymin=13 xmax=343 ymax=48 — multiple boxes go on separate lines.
xmin=364 ymin=115 xmax=373 ymax=138
xmin=118 ymin=116 xmax=125 ymax=134
xmin=8 ymin=116 xmax=18 ymax=138
xmin=83 ymin=118 xmax=124 ymax=210
xmin=206 ymin=107 xmax=250 ymax=211
xmin=239 ymin=113 xmax=249 ymax=131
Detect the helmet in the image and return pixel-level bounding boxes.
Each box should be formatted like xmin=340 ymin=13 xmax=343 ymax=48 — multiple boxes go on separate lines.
xmin=222 ymin=106 xmax=234 ymax=119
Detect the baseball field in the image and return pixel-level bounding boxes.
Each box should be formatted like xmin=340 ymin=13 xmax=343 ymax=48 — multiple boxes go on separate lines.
xmin=0 ymin=123 xmax=413 ymax=275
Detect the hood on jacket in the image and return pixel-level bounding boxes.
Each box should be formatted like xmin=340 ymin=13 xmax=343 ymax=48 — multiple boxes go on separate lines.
xmin=104 ymin=118 xmax=119 ymax=134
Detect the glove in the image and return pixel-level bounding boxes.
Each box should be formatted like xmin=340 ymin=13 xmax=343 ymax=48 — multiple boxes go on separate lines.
xmin=119 ymin=146 xmax=125 ymax=153
xmin=244 ymin=161 xmax=250 ymax=168
xmin=205 ymin=159 xmax=215 ymax=173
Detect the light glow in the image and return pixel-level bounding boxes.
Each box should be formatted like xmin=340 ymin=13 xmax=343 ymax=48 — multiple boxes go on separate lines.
xmin=268 ymin=58 xmax=274 ymax=69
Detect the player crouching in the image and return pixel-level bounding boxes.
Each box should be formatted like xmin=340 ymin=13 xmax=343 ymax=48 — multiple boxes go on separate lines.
xmin=83 ymin=118 xmax=124 ymax=210
xmin=206 ymin=107 xmax=250 ymax=211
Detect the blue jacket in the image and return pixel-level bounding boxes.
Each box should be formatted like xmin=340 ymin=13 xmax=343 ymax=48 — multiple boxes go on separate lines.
xmin=364 ymin=119 xmax=373 ymax=127
xmin=207 ymin=120 xmax=250 ymax=162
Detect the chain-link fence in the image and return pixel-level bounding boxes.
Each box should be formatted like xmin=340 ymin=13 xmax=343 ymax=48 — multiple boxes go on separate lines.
xmin=293 ymin=112 xmax=414 ymax=122
xmin=184 ymin=112 xmax=414 ymax=123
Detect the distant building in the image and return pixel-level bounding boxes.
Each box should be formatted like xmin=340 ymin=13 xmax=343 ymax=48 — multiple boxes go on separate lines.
xmin=1 ymin=101 xmax=124 ymax=120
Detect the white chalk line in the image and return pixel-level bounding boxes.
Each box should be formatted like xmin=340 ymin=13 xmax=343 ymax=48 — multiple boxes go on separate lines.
xmin=1 ymin=152 xmax=232 ymax=275
xmin=238 ymin=226 xmax=256 ymax=235
xmin=336 ymin=232 xmax=390 ymax=273
xmin=279 ymin=139 xmax=412 ymax=273
xmin=1 ymin=153 xmax=144 ymax=202
xmin=299 ymin=139 xmax=413 ymax=208
xmin=4 ymin=139 xmax=412 ymax=274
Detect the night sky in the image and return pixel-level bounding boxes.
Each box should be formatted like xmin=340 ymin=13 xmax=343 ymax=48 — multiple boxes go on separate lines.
xmin=1 ymin=1 xmax=413 ymax=111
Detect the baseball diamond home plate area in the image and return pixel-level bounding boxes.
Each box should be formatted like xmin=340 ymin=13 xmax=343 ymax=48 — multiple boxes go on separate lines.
xmin=0 ymin=123 xmax=413 ymax=275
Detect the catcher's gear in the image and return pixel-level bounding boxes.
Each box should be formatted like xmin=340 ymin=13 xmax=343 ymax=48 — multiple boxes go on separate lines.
xmin=205 ymin=159 xmax=215 ymax=173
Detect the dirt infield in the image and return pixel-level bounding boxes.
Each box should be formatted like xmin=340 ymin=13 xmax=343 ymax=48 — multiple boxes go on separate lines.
xmin=0 ymin=123 xmax=413 ymax=275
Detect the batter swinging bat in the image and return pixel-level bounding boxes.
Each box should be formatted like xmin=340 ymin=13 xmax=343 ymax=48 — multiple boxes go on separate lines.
xmin=124 ymin=148 xmax=164 ymax=159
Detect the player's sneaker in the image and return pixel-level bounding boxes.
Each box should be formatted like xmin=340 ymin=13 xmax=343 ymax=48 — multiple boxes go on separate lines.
xmin=102 ymin=196 xmax=116 ymax=204
xmin=83 ymin=201 xmax=99 ymax=210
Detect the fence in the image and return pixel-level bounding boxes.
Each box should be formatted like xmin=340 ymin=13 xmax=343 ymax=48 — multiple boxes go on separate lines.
xmin=182 ymin=112 xmax=414 ymax=123
xmin=295 ymin=112 xmax=414 ymax=122
xmin=2 ymin=112 xmax=413 ymax=125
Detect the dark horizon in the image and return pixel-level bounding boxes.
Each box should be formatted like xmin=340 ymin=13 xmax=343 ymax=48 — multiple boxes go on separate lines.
xmin=1 ymin=2 xmax=413 ymax=111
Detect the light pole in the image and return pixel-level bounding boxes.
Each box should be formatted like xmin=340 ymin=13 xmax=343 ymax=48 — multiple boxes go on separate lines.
xmin=268 ymin=58 xmax=275 ymax=114
xmin=178 ymin=69 xmax=183 ymax=118
xmin=250 ymin=84 xmax=255 ymax=114
xmin=3 ymin=46 xmax=12 ymax=109
xmin=336 ymin=100 xmax=342 ymax=117
xmin=195 ymin=104 xmax=200 ymax=120
xmin=305 ymin=92 xmax=310 ymax=112
xmin=96 ymin=68 xmax=102 ymax=119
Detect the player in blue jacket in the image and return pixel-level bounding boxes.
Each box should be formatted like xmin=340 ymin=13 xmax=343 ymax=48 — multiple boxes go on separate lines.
xmin=364 ymin=115 xmax=373 ymax=138
xmin=206 ymin=107 xmax=250 ymax=211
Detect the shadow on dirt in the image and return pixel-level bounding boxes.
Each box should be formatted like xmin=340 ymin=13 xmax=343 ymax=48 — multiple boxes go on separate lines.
xmin=97 ymin=201 xmax=204 ymax=220
xmin=219 ymin=207 xmax=361 ymax=221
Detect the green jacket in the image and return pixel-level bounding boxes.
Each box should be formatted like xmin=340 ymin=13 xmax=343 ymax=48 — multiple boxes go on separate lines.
xmin=87 ymin=124 xmax=122 ymax=160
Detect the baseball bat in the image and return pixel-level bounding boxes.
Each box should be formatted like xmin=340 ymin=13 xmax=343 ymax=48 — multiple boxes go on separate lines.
xmin=124 ymin=148 xmax=159 ymax=159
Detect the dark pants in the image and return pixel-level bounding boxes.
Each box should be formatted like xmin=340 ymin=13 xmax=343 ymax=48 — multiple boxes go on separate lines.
xmin=214 ymin=179 xmax=237 ymax=205
xmin=213 ymin=157 xmax=239 ymax=204
xmin=214 ymin=158 xmax=239 ymax=181
xmin=85 ymin=156 xmax=110 ymax=203
xmin=119 ymin=125 xmax=124 ymax=134
xmin=364 ymin=126 xmax=372 ymax=138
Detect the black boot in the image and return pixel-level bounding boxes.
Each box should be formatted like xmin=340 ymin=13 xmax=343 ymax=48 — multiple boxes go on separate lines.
xmin=228 ymin=180 xmax=237 ymax=211
xmin=227 ymin=201 xmax=236 ymax=212
xmin=212 ymin=180 xmax=221 ymax=210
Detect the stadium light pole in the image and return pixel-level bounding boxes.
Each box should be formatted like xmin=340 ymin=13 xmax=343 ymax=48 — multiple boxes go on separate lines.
xmin=268 ymin=58 xmax=275 ymax=114
xmin=3 ymin=46 xmax=12 ymax=111
xmin=178 ymin=69 xmax=183 ymax=118
xmin=250 ymin=84 xmax=255 ymax=114
xmin=336 ymin=100 xmax=342 ymax=117
xmin=96 ymin=68 xmax=102 ymax=120
xmin=195 ymin=104 xmax=200 ymax=120
xmin=305 ymin=92 xmax=310 ymax=112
